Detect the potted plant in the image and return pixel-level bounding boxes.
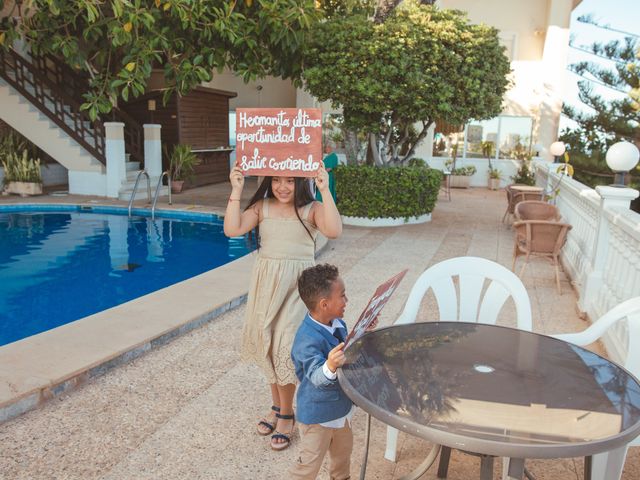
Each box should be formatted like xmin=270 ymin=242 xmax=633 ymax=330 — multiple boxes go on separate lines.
xmin=444 ymin=142 xmax=474 ymax=188
xmin=482 ymin=140 xmax=501 ymax=190
xmin=488 ymin=167 xmax=502 ymax=190
xmin=168 ymin=144 xmax=199 ymax=193
xmin=511 ymin=154 xmax=536 ymax=186
xmin=2 ymin=149 xmax=43 ymax=196
xmin=329 ymin=130 xmax=345 ymax=150
xmin=447 ymin=162 xmax=477 ymax=188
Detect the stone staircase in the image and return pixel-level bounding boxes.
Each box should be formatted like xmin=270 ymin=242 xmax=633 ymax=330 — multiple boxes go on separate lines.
xmin=0 ymin=48 xmax=158 ymax=198
xmin=118 ymin=160 xmax=170 ymax=201
xmin=0 ymin=77 xmax=104 ymax=173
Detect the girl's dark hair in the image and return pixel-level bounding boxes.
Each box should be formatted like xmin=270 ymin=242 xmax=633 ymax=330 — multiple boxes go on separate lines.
xmin=244 ymin=176 xmax=315 ymax=248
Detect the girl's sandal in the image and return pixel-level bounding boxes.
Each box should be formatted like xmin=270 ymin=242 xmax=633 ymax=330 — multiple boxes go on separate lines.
xmin=257 ymin=405 xmax=280 ymax=436
xmin=270 ymin=413 xmax=295 ymax=451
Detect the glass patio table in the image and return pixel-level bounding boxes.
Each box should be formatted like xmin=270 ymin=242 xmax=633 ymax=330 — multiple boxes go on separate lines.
xmin=338 ymin=322 xmax=640 ymax=480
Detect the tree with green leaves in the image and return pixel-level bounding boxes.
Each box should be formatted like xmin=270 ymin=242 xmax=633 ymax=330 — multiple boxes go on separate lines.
xmin=302 ymin=1 xmax=510 ymax=166
xmin=559 ymin=16 xmax=640 ymax=196
xmin=0 ymin=0 xmax=320 ymax=120
xmin=562 ymin=15 xmax=639 ymax=150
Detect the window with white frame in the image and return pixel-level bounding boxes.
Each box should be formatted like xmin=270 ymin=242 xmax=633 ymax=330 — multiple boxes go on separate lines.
xmin=497 ymin=116 xmax=533 ymax=160
xmin=433 ymin=115 xmax=533 ymax=161
xmin=465 ymin=118 xmax=499 ymax=159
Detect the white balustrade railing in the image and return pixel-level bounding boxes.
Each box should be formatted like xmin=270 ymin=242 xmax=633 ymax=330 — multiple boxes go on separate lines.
xmin=535 ymin=164 xmax=548 ymax=189
xmin=548 ymin=168 xmax=600 ymax=291
xmin=533 ymin=161 xmax=640 ymax=363
xmin=594 ymin=206 xmax=640 ymax=359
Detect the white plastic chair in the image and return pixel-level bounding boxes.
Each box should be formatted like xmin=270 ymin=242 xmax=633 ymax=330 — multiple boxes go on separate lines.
xmin=551 ymin=296 xmax=640 ymax=480
xmin=385 ymin=256 xmax=533 ymax=465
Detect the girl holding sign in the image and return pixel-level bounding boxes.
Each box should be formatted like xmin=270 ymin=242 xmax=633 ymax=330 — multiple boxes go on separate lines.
xmin=223 ymin=165 xmax=342 ymax=451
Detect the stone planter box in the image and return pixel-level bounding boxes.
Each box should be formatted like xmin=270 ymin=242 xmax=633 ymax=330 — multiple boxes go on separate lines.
xmin=450 ymin=175 xmax=472 ymax=189
xmin=3 ymin=181 xmax=43 ymax=197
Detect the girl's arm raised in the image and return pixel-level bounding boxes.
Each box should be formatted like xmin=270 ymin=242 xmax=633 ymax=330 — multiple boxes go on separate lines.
xmin=312 ymin=165 xmax=342 ymax=239
xmin=223 ymin=167 xmax=260 ymax=237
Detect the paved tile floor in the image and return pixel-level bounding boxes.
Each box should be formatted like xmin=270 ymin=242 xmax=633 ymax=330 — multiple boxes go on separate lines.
xmin=0 ymin=185 xmax=638 ymax=479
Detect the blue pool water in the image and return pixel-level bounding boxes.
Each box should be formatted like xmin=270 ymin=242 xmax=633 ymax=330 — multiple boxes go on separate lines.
xmin=0 ymin=205 xmax=253 ymax=347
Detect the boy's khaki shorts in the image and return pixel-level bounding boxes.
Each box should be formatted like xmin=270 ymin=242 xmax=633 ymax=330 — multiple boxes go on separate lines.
xmin=289 ymin=421 xmax=353 ymax=480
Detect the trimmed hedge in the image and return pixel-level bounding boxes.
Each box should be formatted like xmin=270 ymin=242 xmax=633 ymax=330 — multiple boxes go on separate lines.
xmin=335 ymin=165 xmax=442 ymax=219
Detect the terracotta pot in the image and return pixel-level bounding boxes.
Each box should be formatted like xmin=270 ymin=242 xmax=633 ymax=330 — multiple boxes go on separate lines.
xmin=5 ymin=181 xmax=43 ymax=197
xmin=171 ymin=180 xmax=185 ymax=193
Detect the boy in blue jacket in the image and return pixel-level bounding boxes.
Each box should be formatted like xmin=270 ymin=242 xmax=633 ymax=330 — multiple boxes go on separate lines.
xmin=289 ymin=263 xmax=373 ymax=480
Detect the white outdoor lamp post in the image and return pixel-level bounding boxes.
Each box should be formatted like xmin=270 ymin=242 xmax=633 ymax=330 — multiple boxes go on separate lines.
xmin=550 ymin=141 xmax=566 ymax=163
xmin=605 ymin=141 xmax=640 ymax=187
xmin=533 ymin=143 xmax=544 ymax=157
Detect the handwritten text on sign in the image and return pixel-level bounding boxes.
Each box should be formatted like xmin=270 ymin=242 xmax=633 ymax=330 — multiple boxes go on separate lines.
xmin=235 ymin=108 xmax=322 ymax=177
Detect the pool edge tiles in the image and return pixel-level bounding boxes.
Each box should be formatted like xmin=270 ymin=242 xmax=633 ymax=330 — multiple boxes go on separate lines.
xmin=0 ymin=253 xmax=255 ymax=424
xmin=0 ymin=203 xmax=223 ymax=222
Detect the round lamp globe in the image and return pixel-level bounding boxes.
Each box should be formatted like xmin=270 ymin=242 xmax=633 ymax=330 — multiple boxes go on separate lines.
xmin=549 ymin=141 xmax=566 ymax=157
xmin=606 ymin=141 xmax=640 ymax=173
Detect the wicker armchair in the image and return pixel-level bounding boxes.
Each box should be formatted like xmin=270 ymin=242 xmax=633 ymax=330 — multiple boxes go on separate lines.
xmin=515 ymin=200 xmax=561 ymax=221
xmin=512 ymin=220 xmax=572 ymax=293
xmin=502 ymin=185 xmax=545 ymax=223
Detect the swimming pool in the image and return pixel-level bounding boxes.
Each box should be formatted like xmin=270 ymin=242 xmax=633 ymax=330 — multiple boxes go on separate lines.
xmin=0 ymin=205 xmax=253 ymax=347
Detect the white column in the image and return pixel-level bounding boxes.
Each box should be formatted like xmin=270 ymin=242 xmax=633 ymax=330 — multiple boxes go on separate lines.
xmin=425 ymin=122 xmax=436 ymax=164
xmin=144 ymin=124 xmax=163 ymax=177
xmin=105 ymin=122 xmax=127 ymax=198
xmin=578 ymin=186 xmax=640 ymax=312
xmin=538 ymin=0 xmax=573 ymax=161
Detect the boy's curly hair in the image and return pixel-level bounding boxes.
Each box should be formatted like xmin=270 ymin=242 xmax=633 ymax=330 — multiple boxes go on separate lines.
xmin=298 ymin=263 xmax=340 ymax=311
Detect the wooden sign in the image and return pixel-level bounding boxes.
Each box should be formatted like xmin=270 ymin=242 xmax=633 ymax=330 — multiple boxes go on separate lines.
xmin=344 ymin=269 xmax=408 ymax=349
xmin=235 ymin=108 xmax=322 ymax=177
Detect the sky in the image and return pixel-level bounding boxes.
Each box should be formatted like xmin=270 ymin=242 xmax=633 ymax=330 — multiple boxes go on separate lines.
xmin=560 ymin=0 xmax=640 ymax=131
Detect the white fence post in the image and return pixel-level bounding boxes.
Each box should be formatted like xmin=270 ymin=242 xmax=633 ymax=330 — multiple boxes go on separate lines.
xmin=579 ymin=186 xmax=639 ymax=314
xmin=144 ymin=124 xmax=163 ymax=178
xmin=105 ymin=122 xmax=126 ymax=198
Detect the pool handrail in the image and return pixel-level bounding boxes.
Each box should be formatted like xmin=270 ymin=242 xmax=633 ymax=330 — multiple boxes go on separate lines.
xmin=128 ymin=170 xmax=151 ymax=217
xmin=151 ymin=171 xmax=172 ymax=219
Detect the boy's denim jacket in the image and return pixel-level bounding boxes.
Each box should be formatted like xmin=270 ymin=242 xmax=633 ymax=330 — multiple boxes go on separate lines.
xmin=291 ymin=313 xmax=353 ymax=425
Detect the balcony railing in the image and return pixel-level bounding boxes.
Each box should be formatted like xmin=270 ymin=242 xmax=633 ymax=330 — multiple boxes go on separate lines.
xmin=0 ymin=49 xmax=144 ymax=165
xmin=30 ymin=52 xmax=144 ymax=164
xmin=534 ymin=161 xmax=640 ymax=364
xmin=0 ymin=48 xmax=106 ymax=164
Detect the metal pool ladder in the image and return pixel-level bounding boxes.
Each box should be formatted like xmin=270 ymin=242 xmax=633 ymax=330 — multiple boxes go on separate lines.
xmin=151 ymin=171 xmax=172 ymax=219
xmin=128 ymin=170 xmax=151 ymax=217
